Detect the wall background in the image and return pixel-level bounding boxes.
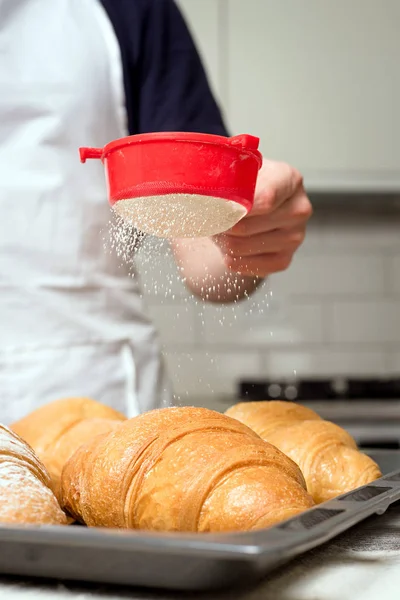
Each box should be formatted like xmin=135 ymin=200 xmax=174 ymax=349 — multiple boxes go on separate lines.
xmin=134 ymin=0 xmax=400 ymax=401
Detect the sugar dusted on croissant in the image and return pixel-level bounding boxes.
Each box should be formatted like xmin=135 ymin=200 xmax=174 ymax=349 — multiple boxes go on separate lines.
xmin=226 ymin=401 xmax=382 ymax=503
xmin=0 ymin=424 xmax=67 ymax=525
xmin=61 ymin=406 xmax=314 ymax=533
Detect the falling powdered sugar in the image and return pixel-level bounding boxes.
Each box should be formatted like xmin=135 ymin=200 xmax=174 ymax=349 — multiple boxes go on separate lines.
xmin=105 ymin=213 xmax=145 ymax=266
xmin=104 ymin=213 xmax=191 ymax=301
xmin=102 ymin=197 xmax=278 ymax=403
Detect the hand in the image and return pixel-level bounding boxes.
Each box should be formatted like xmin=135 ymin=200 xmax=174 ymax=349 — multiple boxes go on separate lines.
xmin=213 ymin=160 xmax=312 ymax=278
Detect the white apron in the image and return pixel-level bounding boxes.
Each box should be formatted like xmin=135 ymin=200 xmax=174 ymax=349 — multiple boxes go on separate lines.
xmin=0 ymin=0 xmax=171 ymax=422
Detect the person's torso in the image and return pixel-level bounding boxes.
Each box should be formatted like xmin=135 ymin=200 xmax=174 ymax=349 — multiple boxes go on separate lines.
xmin=0 ymin=0 xmax=170 ymax=420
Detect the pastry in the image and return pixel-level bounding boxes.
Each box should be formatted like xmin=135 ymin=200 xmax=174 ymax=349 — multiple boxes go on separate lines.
xmin=226 ymin=401 xmax=382 ymax=503
xmin=12 ymin=397 xmax=125 ymax=498
xmin=0 ymin=424 xmax=67 ymax=525
xmin=61 ymin=406 xmax=314 ymax=533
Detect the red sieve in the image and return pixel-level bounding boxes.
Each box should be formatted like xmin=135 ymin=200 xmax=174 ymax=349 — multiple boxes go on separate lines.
xmin=79 ymin=132 xmax=262 ymax=238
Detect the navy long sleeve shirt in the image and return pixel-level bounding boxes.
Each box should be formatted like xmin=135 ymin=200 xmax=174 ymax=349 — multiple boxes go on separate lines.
xmin=100 ymin=0 xmax=229 ymax=137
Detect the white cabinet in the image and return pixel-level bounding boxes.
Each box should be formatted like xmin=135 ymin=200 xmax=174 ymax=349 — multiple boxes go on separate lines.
xmin=178 ymin=0 xmax=400 ymax=193
xmin=226 ymin=0 xmax=400 ymax=192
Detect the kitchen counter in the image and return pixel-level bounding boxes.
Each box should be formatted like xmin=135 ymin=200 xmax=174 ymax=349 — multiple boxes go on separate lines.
xmin=1 ymin=503 xmax=399 ymax=600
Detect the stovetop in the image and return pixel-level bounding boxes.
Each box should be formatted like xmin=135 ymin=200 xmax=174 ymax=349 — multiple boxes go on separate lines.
xmin=238 ymin=377 xmax=400 ymax=403
xmin=236 ymin=377 xmax=400 ymax=450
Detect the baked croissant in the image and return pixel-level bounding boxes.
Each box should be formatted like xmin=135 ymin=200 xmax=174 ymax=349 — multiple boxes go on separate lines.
xmin=226 ymin=401 xmax=382 ymax=503
xmin=61 ymin=406 xmax=314 ymax=533
xmin=12 ymin=397 xmax=126 ymax=498
xmin=225 ymin=400 xmax=322 ymax=438
xmin=0 ymin=424 xmax=67 ymax=525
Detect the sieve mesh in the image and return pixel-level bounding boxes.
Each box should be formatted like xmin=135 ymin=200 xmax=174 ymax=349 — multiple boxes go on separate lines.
xmin=113 ymin=194 xmax=247 ymax=239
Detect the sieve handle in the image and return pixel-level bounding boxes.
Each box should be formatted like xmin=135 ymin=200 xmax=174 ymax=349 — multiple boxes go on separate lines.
xmin=229 ymin=134 xmax=260 ymax=151
xmin=79 ymin=147 xmax=103 ymax=163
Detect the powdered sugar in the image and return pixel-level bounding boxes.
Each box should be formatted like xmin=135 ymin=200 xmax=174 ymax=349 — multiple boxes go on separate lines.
xmin=113 ymin=194 xmax=247 ymax=238
xmin=105 ymin=213 xmax=145 ymax=264
xmin=0 ymin=425 xmax=40 ymax=465
xmin=0 ymin=425 xmax=67 ymax=525
xmin=0 ymin=424 xmax=49 ymax=486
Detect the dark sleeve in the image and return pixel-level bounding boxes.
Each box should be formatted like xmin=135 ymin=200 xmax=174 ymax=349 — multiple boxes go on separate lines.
xmin=136 ymin=0 xmax=229 ymax=135
xmin=100 ymin=0 xmax=229 ymax=136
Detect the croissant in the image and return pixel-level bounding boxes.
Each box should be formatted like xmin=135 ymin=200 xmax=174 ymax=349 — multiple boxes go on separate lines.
xmin=0 ymin=424 xmax=67 ymax=525
xmin=12 ymin=397 xmax=126 ymax=498
xmin=225 ymin=400 xmax=322 ymax=438
xmin=61 ymin=406 xmax=314 ymax=533
xmin=225 ymin=401 xmax=382 ymax=503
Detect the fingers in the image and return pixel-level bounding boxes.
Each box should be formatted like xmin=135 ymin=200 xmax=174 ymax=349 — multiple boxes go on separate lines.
xmin=211 ymin=159 xmax=312 ymax=278
xmin=215 ymin=225 xmax=305 ymax=257
xmin=229 ymin=188 xmax=312 ymax=238
xmin=250 ymin=160 xmax=304 ymax=216
xmin=224 ymin=252 xmax=294 ymax=277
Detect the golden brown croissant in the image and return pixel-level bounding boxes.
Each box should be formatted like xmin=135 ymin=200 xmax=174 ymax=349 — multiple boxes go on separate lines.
xmin=226 ymin=401 xmax=382 ymax=503
xmin=0 ymin=424 xmax=67 ymax=525
xmin=61 ymin=406 xmax=314 ymax=533
xmin=225 ymin=400 xmax=322 ymax=438
xmin=11 ymin=397 xmax=126 ymax=497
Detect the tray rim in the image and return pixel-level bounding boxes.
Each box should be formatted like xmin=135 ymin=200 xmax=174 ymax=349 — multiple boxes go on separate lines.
xmin=1 ymin=453 xmax=400 ymax=591
xmin=0 ymin=467 xmax=399 ymax=560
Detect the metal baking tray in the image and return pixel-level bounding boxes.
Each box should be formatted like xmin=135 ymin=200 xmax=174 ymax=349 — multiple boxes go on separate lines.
xmin=0 ymin=450 xmax=399 ymax=592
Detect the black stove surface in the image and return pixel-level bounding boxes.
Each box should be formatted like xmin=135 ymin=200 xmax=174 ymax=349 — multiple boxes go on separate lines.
xmin=238 ymin=377 xmax=400 ymax=402
xmin=236 ymin=378 xmax=400 ymax=450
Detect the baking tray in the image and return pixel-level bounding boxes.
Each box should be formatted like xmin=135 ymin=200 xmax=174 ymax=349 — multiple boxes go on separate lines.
xmin=0 ymin=450 xmax=399 ymax=592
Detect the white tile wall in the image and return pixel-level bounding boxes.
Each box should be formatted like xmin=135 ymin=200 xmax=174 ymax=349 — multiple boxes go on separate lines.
xmin=262 ymin=347 xmax=388 ymax=379
xmin=164 ymin=350 xmax=262 ymax=398
xmin=133 ymin=1 xmax=400 ymax=399
xmin=387 ymin=352 xmax=400 ymax=374
xmin=135 ymin=208 xmax=400 ymax=397
xmin=320 ymin=211 xmax=400 ymax=251
xmin=199 ymin=299 xmax=325 ymax=346
xmin=389 ymin=255 xmax=400 ymax=295
xmin=270 ymin=254 xmax=387 ymax=297
xmin=331 ymin=300 xmax=400 ymax=344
